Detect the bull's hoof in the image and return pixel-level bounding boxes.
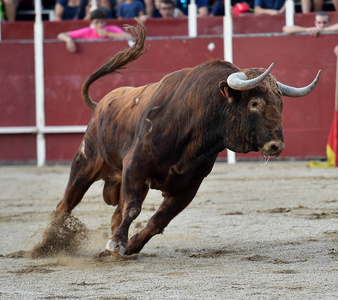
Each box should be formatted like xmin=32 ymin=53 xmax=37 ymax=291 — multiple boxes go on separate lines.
xmin=105 ymin=239 xmax=125 ymax=256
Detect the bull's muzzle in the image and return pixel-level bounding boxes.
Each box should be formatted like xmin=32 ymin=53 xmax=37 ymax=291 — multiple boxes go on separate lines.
xmin=259 ymin=140 xmax=285 ymax=157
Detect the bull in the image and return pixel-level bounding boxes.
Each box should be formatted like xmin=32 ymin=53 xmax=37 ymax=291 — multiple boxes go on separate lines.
xmin=56 ymin=19 xmax=320 ymax=256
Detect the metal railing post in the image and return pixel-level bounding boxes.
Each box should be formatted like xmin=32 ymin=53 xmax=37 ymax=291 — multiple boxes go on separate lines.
xmin=34 ymin=0 xmax=46 ymax=167
xmin=224 ymin=0 xmax=236 ymax=164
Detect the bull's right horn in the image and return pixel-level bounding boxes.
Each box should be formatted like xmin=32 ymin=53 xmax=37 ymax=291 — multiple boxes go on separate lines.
xmin=277 ymin=70 xmax=321 ymax=98
xmin=227 ymin=63 xmax=274 ymax=91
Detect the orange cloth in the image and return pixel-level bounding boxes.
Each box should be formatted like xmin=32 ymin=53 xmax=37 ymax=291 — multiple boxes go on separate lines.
xmin=308 ymin=111 xmax=338 ymax=168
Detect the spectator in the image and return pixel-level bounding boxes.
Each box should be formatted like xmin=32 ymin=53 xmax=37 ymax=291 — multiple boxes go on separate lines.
xmin=210 ymin=0 xmax=254 ymax=16
xmin=98 ymin=0 xmax=114 ymax=16
xmin=283 ymin=10 xmax=338 ymax=37
xmin=57 ymin=8 xmax=132 ymax=52
xmin=334 ymin=0 xmax=338 ymax=11
xmin=54 ymin=0 xmax=89 ymax=20
xmin=144 ymin=0 xmax=154 ymax=16
xmin=83 ymin=0 xmax=114 ymax=19
xmin=117 ymin=0 xmax=145 ymax=19
xmin=300 ymin=0 xmax=323 ymax=13
xmin=2 ymin=0 xmax=18 ymax=21
xmin=176 ymin=0 xmax=209 ymax=17
xmin=151 ymin=0 xmax=162 ymax=17
xmin=254 ymin=0 xmax=285 ymax=15
xmin=209 ymin=0 xmax=223 ymax=16
xmin=152 ymin=0 xmax=185 ymax=17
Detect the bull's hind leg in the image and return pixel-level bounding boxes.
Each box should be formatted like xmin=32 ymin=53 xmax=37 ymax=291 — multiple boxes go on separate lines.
xmin=57 ymin=138 xmax=104 ymax=213
xmin=105 ymin=158 xmax=149 ymax=256
xmin=124 ymin=178 xmax=204 ymax=255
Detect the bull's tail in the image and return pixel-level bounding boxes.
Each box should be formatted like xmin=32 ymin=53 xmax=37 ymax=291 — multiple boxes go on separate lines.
xmin=81 ymin=18 xmax=147 ymax=111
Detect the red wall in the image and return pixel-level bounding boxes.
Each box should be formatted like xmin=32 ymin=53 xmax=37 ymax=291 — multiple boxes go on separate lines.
xmin=1 ymin=16 xmax=337 ymax=163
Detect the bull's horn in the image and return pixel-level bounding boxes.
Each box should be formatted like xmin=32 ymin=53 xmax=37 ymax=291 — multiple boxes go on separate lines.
xmin=227 ymin=63 xmax=274 ymax=91
xmin=277 ymin=70 xmax=321 ymax=97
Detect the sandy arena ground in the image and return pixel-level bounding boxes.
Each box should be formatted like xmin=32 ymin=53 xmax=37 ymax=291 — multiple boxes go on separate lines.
xmin=0 ymin=161 xmax=337 ymax=299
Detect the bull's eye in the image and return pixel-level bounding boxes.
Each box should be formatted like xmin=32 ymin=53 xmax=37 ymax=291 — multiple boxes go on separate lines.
xmin=250 ymin=100 xmax=260 ymax=109
xmin=249 ymin=99 xmax=265 ymax=112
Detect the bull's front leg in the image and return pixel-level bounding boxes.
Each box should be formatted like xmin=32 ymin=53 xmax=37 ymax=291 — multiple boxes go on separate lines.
xmin=124 ymin=178 xmax=204 ymax=255
xmin=105 ymin=161 xmax=149 ymax=256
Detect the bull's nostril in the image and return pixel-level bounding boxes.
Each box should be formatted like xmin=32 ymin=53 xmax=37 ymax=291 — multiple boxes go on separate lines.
xmin=270 ymin=145 xmax=279 ymax=153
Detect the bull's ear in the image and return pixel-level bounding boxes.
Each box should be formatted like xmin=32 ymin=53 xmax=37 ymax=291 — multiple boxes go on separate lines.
xmin=219 ymin=81 xmax=229 ymax=98
xmin=219 ymin=81 xmax=234 ymax=103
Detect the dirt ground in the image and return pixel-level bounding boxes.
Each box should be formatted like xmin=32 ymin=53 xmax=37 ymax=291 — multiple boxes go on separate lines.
xmin=0 ymin=161 xmax=337 ymax=299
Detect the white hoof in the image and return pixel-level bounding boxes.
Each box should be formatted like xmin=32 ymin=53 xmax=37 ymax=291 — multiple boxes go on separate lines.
xmin=105 ymin=239 xmax=125 ymax=256
xmin=105 ymin=239 xmax=117 ymax=253
xmin=118 ymin=245 xmax=125 ymax=256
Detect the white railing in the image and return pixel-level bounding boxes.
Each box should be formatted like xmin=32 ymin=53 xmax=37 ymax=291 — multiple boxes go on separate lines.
xmin=224 ymin=0 xmax=236 ymax=164
xmin=285 ymin=0 xmax=295 ymax=26
xmin=0 ymin=126 xmax=87 ymax=135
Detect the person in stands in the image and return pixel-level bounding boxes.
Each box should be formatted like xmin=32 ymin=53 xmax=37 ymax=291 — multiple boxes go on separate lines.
xmin=1 ymin=0 xmax=18 ymax=21
xmin=83 ymin=0 xmax=114 ymax=19
xmin=116 ymin=0 xmax=145 ymax=19
xmin=176 ymin=0 xmax=209 ymax=17
xmin=54 ymin=0 xmax=89 ymax=20
xmin=152 ymin=0 xmax=185 ymax=18
xmin=57 ymin=8 xmax=132 ymax=52
xmin=283 ymin=10 xmax=338 ymax=37
xmin=254 ymin=0 xmax=285 ymax=15
xmin=210 ymin=0 xmax=254 ymax=17
xmin=300 ymin=0 xmax=323 ymax=13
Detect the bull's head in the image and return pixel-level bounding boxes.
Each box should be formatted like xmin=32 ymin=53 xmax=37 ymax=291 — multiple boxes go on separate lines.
xmin=219 ymin=64 xmax=321 ymax=157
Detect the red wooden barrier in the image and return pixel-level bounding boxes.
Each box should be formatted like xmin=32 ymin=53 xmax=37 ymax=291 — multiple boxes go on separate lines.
xmin=0 ymin=16 xmax=337 ymax=163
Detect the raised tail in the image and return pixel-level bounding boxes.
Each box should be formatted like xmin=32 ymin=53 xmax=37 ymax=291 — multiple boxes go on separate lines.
xmin=81 ymin=18 xmax=147 ymax=111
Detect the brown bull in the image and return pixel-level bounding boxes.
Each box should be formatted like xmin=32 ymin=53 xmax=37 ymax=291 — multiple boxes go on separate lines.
xmin=56 ymin=19 xmax=320 ymax=256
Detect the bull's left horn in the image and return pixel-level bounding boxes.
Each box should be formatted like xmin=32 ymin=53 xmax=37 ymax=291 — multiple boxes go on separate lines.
xmin=227 ymin=63 xmax=274 ymax=91
xmin=277 ymin=70 xmax=321 ymax=98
